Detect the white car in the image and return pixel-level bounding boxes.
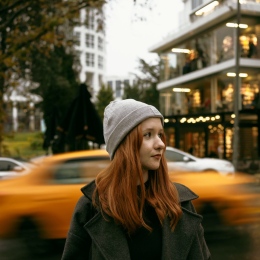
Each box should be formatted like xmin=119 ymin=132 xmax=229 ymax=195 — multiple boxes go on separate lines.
xmin=0 ymin=157 xmax=35 ymax=180
xmin=165 ymin=146 xmax=235 ymax=175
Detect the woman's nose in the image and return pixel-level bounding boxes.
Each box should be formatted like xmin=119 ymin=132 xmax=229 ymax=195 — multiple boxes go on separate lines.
xmin=155 ymin=136 xmax=165 ymax=149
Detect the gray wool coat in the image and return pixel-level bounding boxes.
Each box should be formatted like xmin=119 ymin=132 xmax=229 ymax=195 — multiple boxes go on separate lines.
xmin=61 ymin=181 xmax=211 ymax=260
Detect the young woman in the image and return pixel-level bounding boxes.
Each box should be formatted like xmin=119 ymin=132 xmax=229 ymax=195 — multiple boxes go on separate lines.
xmin=62 ymin=99 xmax=211 ymax=260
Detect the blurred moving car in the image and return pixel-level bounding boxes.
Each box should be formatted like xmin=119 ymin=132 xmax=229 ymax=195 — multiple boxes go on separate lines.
xmin=165 ymin=146 xmax=235 ymax=175
xmin=168 ymin=170 xmax=260 ymax=240
xmin=0 ymin=157 xmax=35 ymax=180
xmin=0 ymin=149 xmax=110 ymax=255
xmin=29 ymin=155 xmax=50 ymax=165
xmin=0 ymin=149 xmax=259 ymax=256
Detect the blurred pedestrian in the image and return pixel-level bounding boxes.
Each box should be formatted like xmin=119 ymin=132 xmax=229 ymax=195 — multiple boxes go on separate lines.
xmin=247 ymin=38 xmax=257 ymax=58
xmin=61 ymin=99 xmax=211 ymax=260
xmin=188 ymin=146 xmax=194 ymax=155
xmin=218 ymin=144 xmax=223 ymax=159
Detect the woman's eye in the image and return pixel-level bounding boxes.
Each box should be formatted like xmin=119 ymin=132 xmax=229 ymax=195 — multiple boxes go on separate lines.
xmin=144 ymin=132 xmax=151 ymax=138
xmin=158 ymin=133 xmax=163 ymax=139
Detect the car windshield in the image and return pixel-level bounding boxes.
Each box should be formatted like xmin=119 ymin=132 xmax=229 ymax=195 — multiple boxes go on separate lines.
xmin=165 ymin=150 xmax=189 ymax=162
xmin=49 ymin=157 xmax=110 ymax=184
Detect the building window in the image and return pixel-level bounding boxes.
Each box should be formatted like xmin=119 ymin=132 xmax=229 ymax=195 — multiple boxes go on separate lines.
xmin=107 ymin=81 xmax=113 ymax=88
xmin=86 ymin=53 xmax=94 ymax=67
xmin=191 ymin=0 xmax=203 ymax=10
xmin=115 ymin=80 xmax=122 ymax=98
xmin=73 ymin=50 xmax=81 ymax=71
xmin=74 ymin=31 xmax=81 ymax=46
xmin=98 ymin=55 xmax=103 ymax=69
xmin=85 ymin=9 xmax=95 ymax=30
xmin=98 ymin=37 xmax=103 ymax=51
xmin=85 ymin=34 xmax=94 ymax=48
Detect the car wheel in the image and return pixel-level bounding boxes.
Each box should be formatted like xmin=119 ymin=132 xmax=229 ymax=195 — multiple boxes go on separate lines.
xmin=18 ymin=218 xmax=51 ymax=257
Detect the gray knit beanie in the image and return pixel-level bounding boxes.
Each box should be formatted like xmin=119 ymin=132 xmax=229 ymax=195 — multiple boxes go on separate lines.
xmin=103 ymin=99 xmax=164 ymax=159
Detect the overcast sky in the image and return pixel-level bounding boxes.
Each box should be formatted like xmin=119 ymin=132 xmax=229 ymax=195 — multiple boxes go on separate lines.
xmin=105 ymin=0 xmax=184 ymax=77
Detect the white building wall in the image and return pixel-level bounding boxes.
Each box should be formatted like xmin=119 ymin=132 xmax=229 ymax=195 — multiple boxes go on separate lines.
xmin=179 ymin=0 xmax=225 ymax=31
xmin=73 ymin=8 xmax=106 ymax=101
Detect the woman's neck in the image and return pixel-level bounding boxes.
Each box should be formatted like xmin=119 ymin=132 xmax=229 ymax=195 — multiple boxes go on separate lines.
xmin=137 ymin=170 xmax=148 ymax=185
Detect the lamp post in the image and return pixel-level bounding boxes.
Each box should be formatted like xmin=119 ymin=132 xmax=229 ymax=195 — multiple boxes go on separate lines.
xmin=232 ymin=0 xmax=241 ymax=170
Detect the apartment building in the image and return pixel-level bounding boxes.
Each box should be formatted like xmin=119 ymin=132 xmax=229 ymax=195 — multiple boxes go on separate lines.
xmin=149 ymin=0 xmax=260 ymax=160
xmin=4 ymin=7 xmax=106 ymax=133
xmin=73 ymin=8 xmax=106 ymax=100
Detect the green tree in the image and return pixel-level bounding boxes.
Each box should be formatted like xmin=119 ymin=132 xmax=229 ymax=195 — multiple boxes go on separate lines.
xmin=95 ymin=84 xmax=114 ymax=121
xmin=0 ymin=0 xmax=105 ymax=155
xmin=30 ymin=44 xmax=78 ymax=125
xmin=142 ymin=83 xmax=160 ymax=110
xmin=123 ymin=57 xmax=161 ymax=109
xmin=0 ymin=0 xmax=153 ymax=155
xmin=123 ymin=83 xmax=142 ymax=101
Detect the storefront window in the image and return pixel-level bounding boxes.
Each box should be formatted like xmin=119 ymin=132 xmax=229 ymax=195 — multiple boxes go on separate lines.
xmin=214 ymin=25 xmax=235 ymax=63
xmin=241 ymin=82 xmax=258 ymax=109
xmin=240 ymin=34 xmax=258 ymax=58
xmin=216 ymin=71 xmax=260 ymax=112
xmin=175 ymin=36 xmax=211 ymax=76
xmin=159 ymin=17 xmax=260 ymax=83
xmin=225 ymin=17 xmax=260 ymax=60
xmin=159 ymin=92 xmax=175 ymax=116
xmin=160 ymin=53 xmax=179 ymax=81
xmin=225 ymin=128 xmax=233 ymax=160
xmin=208 ymin=125 xmax=224 ymax=159
xmin=222 ymin=83 xmax=234 ymax=111
xmin=165 ymin=127 xmax=175 ymax=147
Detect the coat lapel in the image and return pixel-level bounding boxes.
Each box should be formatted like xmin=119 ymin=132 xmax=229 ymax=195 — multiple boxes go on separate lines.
xmin=162 ymin=208 xmax=203 ymax=260
xmin=84 ymin=211 xmax=131 ymax=260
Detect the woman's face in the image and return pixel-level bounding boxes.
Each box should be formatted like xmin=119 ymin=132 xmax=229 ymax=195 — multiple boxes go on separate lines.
xmin=139 ymin=117 xmax=165 ymax=176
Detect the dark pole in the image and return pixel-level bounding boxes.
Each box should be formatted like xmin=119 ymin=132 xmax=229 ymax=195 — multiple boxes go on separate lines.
xmin=232 ymin=0 xmax=241 ymax=170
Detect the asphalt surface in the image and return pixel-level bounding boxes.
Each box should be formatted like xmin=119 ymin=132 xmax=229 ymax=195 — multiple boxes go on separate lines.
xmin=0 ymin=224 xmax=259 ymax=260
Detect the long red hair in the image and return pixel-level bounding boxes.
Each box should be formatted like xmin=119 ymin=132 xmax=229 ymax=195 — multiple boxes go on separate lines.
xmin=93 ymin=123 xmax=182 ymax=234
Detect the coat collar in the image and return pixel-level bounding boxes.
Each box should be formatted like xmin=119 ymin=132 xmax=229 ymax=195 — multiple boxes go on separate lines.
xmin=81 ymin=181 xmax=202 ymax=260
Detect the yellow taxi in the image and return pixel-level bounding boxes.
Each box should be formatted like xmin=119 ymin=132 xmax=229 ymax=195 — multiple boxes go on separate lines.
xmin=0 ymin=149 xmax=110 ymax=254
xmin=0 ymin=149 xmax=259 ymax=255
xmin=169 ymin=171 xmax=260 ymax=237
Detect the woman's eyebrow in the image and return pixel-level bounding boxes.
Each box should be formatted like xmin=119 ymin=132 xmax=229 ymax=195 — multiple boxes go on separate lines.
xmin=142 ymin=127 xmax=163 ymax=131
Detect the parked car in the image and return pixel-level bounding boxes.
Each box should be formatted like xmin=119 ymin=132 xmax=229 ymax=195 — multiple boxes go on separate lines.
xmin=0 ymin=157 xmax=35 ymax=179
xmin=165 ymin=146 xmax=235 ymax=175
xmin=0 ymin=149 xmax=259 ymax=256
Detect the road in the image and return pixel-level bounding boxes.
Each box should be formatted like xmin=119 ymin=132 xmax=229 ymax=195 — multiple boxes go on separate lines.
xmin=207 ymin=224 xmax=260 ymax=260
xmin=0 ymin=224 xmax=259 ymax=259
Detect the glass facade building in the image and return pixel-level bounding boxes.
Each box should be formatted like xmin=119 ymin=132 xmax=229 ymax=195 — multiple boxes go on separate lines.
xmin=150 ymin=0 xmax=260 ymax=161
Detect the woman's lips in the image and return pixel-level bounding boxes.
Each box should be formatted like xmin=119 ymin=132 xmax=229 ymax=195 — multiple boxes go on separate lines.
xmin=152 ymin=154 xmax=161 ymax=159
